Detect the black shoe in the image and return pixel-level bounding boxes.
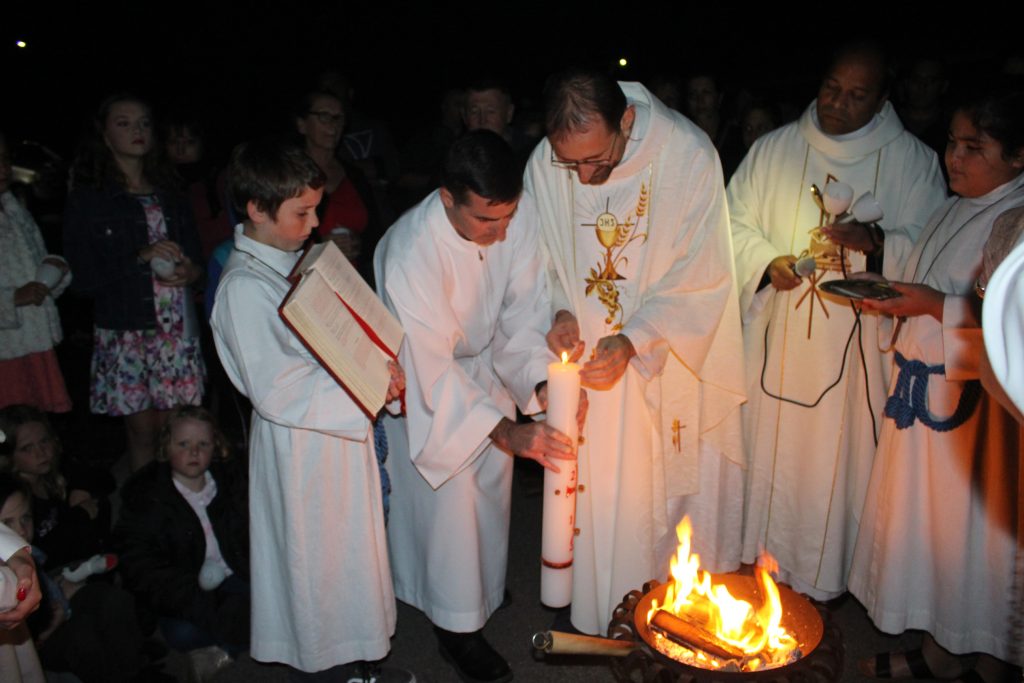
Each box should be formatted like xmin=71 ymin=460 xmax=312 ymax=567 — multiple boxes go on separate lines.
xmin=435 ymin=628 xmax=512 ymax=683
xmin=549 ymin=605 xmax=583 ymax=635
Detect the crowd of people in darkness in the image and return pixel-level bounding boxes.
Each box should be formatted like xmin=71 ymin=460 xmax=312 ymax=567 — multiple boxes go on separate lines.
xmin=2 ymin=42 xmax=1024 ymax=683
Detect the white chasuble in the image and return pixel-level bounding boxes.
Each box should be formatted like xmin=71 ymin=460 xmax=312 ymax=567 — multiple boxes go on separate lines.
xmin=374 ymin=191 xmax=552 ymax=632
xmin=526 ymin=83 xmax=747 ymax=635
xmin=728 ymin=102 xmax=947 ymax=600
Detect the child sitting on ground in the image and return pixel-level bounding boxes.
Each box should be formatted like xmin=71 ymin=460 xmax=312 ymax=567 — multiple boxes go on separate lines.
xmin=0 ymin=405 xmax=113 ymax=569
xmin=114 ymin=405 xmax=249 ymax=666
xmin=0 ymin=473 xmax=156 ymax=682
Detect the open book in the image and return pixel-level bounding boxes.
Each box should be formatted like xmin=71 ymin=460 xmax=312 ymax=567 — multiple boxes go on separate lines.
xmin=280 ymin=241 xmax=404 ymax=417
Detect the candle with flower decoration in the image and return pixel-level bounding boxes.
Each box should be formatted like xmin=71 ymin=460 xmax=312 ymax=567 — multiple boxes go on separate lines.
xmin=541 ymin=351 xmax=581 ymax=607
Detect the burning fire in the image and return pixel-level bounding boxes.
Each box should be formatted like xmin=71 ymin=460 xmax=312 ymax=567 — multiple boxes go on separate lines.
xmin=646 ymin=517 xmax=799 ymax=670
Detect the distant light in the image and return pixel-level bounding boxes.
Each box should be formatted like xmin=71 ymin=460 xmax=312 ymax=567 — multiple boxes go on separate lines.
xmin=618 ymin=58 xmax=628 ymax=67
xmin=15 ymin=40 xmax=27 ymax=48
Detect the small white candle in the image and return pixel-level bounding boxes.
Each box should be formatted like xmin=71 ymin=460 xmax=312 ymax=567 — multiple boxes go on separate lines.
xmin=541 ymin=351 xmax=581 ymax=608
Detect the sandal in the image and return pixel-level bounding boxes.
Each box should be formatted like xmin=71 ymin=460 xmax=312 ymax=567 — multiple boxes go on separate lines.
xmin=859 ymin=649 xmax=935 ymax=679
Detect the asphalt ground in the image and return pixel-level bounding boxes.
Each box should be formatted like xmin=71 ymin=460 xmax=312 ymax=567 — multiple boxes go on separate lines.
xmin=196 ymin=460 xmax=920 ymax=683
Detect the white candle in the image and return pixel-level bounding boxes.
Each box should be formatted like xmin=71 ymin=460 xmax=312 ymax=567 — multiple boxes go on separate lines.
xmin=541 ymin=352 xmax=581 ymax=608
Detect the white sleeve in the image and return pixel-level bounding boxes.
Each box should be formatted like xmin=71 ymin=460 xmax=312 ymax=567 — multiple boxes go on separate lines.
xmin=728 ymin=142 xmax=785 ymax=316
xmin=942 ymin=294 xmax=982 ymax=381
xmin=491 ymin=201 xmax=556 ymax=414
xmin=0 ymin=524 xmax=28 ymax=562
xmin=212 ymin=273 xmax=369 ymax=440
xmin=384 ymin=264 xmax=506 ymax=489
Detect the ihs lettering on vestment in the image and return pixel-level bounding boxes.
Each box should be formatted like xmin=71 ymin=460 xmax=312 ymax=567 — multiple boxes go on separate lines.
xmin=581 ymin=184 xmax=649 ymax=331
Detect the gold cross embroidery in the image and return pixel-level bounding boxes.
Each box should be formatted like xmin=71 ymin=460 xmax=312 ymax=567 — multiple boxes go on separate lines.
xmin=671 ymin=418 xmax=683 ymax=453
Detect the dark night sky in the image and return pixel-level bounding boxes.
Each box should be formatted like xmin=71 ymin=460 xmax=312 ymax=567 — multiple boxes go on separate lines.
xmin=3 ymin=1 xmax=1018 ymax=159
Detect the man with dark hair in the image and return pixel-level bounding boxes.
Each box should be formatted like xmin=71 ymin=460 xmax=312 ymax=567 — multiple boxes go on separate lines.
xmin=375 ymin=130 xmax=582 ymax=683
xmin=525 ymin=67 xmax=747 ymax=635
xmin=728 ymin=42 xmax=947 ymax=601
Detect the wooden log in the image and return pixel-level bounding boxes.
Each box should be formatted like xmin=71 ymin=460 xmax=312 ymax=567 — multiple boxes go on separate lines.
xmin=649 ymin=610 xmax=746 ymax=660
xmin=531 ymin=630 xmax=636 ymax=657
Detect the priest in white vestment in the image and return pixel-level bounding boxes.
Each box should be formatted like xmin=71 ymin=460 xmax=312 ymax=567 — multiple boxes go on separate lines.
xmin=376 ymin=131 xmax=578 ymax=683
xmin=728 ymin=44 xmax=947 ymax=600
xmin=525 ymin=68 xmax=747 ymax=636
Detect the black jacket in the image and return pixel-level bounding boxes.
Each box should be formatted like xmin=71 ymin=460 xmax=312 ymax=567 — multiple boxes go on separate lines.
xmin=114 ymin=460 xmax=248 ymax=634
xmin=63 ymin=186 xmax=202 ymax=330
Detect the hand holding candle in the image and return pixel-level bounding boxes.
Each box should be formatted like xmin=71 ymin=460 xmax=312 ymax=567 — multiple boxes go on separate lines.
xmin=541 ymin=351 xmax=582 ymax=607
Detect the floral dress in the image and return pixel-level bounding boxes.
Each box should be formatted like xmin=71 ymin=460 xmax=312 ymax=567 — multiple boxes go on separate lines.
xmin=90 ymin=195 xmax=204 ymax=415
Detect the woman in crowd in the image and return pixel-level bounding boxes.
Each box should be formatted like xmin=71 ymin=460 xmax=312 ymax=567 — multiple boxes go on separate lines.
xmin=295 ymin=90 xmax=382 ymax=283
xmin=848 ymin=88 xmax=1024 ymax=683
xmin=163 ymin=112 xmax=233 ymax=260
xmin=0 ymin=131 xmax=72 ymax=414
xmin=63 ymin=94 xmax=205 ymax=471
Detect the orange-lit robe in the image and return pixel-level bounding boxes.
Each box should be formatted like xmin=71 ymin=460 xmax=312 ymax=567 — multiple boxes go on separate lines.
xmin=849 ymin=174 xmax=1024 ymax=664
xmin=526 ymin=83 xmax=747 ymax=635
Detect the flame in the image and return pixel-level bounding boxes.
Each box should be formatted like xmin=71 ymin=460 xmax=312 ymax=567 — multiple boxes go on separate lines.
xmin=561 ymin=351 xmax=568 ymax=364
xmin=647 ymin=517 xmax=797 ymax=667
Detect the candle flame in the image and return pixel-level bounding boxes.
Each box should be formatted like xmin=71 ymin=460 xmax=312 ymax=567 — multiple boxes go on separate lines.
xmin=561 ymin=351 xmax=568 ymax=364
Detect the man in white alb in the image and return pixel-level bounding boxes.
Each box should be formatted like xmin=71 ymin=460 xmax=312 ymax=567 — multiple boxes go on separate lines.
xmin=525 ymin=67 xmax=747 ymax=636
xmin=376 ymin=130 xmax=581 ymax=683
xmin=728 ymin=42 xmax=947 ymax=600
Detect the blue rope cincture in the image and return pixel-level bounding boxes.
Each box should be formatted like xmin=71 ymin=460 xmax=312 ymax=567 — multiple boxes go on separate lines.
xmin=884 ymin=351 xmax=981 ymax=431
xmin=373 ymin=418 xmax=391 ymax=521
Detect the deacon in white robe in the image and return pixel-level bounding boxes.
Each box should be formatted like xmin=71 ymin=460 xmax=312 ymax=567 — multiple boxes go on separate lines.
xmin=849 ymin=172 xmax=1024 ymax=665
xmin=526 ymin=75 xmax=747 ymax=635
xmin=728 ymin=46 xmax=947 ymax=600
xmin=213 ymin=227 xmax=396 ymax=672
xmin=375 ymin=184 xmax=556 ymax=634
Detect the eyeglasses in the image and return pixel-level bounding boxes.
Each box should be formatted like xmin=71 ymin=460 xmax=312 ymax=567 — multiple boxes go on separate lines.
xmin=549 ymin=130 xmax=623 ymax=170
xmin=308 ymin=111 xmax=344 ymax=126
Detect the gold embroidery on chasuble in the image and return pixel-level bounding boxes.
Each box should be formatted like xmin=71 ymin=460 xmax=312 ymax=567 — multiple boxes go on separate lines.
xmin=578 ymin=175 xmax=650 ymax=333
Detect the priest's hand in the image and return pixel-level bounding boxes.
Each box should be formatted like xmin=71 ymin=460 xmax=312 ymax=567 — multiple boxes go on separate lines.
xmin=576 ymin=388 xmax=589 ymax=435
xmin=546 ymin=309 xmax=585 ymax=362
xmin=580 ymin=334 xmax=635 ymax=390
xmin=766 ymin=255 xmax=802 ymax=291
xmin=0 ymin=548 xmax=42 ymax=629
xmin=858 ymin=282 xmax=945 ymax=321
xmin=821 ymin=221 xmax=883 ymax=254
xmin=386 ymin=361 xmax=406 ymax=403
xmin=490 ymin=418 xmax=576 ymax=473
